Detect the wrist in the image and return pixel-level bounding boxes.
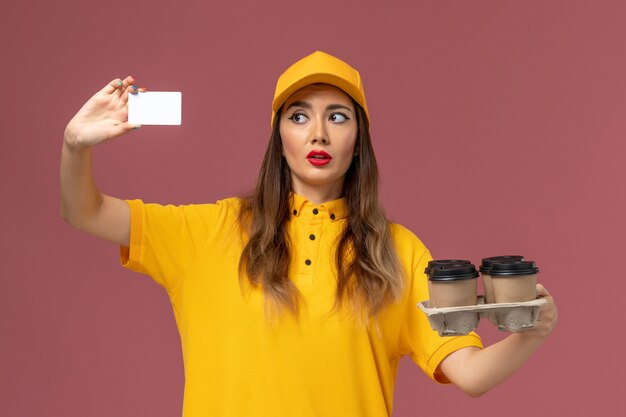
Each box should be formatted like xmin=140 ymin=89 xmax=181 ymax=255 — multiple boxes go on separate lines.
xmin=510 ymin=330 xmax=549 ymax=346
xmin=63 ymin=127 xmax=87 ymax=153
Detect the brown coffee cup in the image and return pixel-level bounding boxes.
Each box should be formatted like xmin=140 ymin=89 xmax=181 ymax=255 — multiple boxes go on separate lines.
xmin=479 ymin=256 xmax=525 ymax=304
xmin=490 ymin=261 xmax=539 ymax=303
xmin=426 ymin=262 xmax=479 ymax=308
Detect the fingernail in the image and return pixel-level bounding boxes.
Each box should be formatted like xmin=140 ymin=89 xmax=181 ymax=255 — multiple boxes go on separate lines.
xmin=117 ymin=81 xmax=123 ymax=86
xmin=133 ymin=125 xmax=141 ymax=130
xmin=132 ymin=85 xmax=137 ymax=90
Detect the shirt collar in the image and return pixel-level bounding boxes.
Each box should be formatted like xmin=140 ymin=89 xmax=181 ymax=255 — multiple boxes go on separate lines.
xmin=289 ymin=192 xmax=347 ymax=221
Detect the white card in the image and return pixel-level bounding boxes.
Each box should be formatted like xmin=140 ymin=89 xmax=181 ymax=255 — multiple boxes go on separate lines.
xmin=128 ymin=91 xmax=182 ymax=125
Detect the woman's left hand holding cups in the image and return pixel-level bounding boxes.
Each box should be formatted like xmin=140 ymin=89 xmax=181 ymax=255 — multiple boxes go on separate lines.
xmin=520 ymin=283 xmax=558 ymax=338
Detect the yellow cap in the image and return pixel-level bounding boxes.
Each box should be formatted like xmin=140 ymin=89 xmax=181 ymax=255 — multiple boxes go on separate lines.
xmin=271 ymin=51 xmax=370 ymax=128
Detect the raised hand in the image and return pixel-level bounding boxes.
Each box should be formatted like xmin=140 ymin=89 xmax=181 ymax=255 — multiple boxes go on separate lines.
xmin=64 ymin=76 xmax=146 ymax=149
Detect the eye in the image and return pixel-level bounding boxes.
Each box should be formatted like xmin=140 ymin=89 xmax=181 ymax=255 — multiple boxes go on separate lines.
xmin=288 ymin=113 xmax=308 ymax=124
xmin=330 ymin=113 xmax=349 ymax=123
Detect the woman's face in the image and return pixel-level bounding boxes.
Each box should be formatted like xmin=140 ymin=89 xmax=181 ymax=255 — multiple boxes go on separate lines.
xmin=279 ymin=84 xmax=358 ymax=201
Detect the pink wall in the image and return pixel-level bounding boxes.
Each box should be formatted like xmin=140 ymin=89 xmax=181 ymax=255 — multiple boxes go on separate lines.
xmin=2 ymin=0 xmax=624 ymax=415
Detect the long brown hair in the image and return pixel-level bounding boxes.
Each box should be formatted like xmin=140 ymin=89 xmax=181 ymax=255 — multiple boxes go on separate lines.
xmin=238 ymin=98 xmax=404 ymax=322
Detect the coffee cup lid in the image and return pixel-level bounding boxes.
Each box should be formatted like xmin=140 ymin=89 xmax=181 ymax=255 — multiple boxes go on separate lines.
xmin=479 ymin=255 xmax=525 ymax=273
xmin=425 ymin=259 xmax=471 ymax=275
xmin=428 ymin=264 xmax=479 ymax=281
xmin=489 ymin=260 xmax=539 ymax=276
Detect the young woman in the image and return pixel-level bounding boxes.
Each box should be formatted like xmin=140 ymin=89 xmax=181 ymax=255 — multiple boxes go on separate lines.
xmin=61 ymin=51 xmax=557 ymax=417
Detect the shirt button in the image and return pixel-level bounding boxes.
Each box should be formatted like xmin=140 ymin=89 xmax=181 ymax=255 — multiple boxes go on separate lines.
xmin=293 ymin=209 xmax=297 ymax=215
xmin=313 ymin=208 xmax=319 ymax=215
xmin=309 ymin=234 xmax=315 ymax=240
xmin=330 ymin=213 xmax=336 ymax=220
xmin=305 ymin=259 xmax=312 ymax=266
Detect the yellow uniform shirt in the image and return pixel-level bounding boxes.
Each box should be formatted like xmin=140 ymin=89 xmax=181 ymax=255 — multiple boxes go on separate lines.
xmin=120 ymin=194 xmax=482 ymax=417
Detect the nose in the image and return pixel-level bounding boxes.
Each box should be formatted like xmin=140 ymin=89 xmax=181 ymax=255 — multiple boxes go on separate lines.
xmin=310 ymin=117 xmax=329 ymax=145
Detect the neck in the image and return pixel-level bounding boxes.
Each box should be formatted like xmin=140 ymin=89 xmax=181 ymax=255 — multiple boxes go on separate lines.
xmin=291 ymin=181 xmax=344 ymax=205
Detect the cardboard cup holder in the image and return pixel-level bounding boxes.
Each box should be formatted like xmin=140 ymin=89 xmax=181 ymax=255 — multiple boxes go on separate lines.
xmin=417 ymin=296 xmax=547 ymax=336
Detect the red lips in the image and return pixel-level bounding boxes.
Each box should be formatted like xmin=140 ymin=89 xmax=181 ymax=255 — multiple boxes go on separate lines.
xmin=306 ymin=150 xmax=332 ymax=166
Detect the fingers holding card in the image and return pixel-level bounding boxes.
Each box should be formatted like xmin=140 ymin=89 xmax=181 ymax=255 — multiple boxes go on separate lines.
xmin=128 ymin=92 xmax=182 ymax=125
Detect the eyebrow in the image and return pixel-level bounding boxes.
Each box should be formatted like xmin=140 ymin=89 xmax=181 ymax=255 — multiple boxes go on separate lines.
xmin=285 ymin=101 xmax=353 ymax=113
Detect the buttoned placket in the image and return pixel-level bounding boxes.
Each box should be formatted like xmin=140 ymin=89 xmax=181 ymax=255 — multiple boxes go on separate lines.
xmin=294 ymin=203 xmax=333 ymax=286
xmin=305 ymin=205 xmax=325 ymax=285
